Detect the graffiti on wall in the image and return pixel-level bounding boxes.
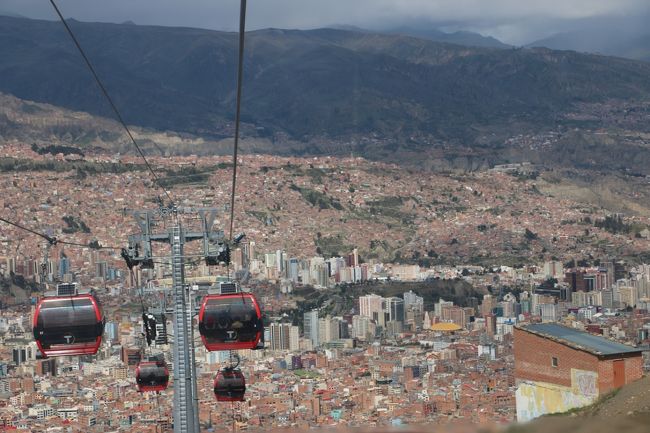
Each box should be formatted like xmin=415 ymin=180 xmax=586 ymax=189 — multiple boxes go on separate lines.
xmin=516 ymin=381 xmax=598 ymax=422
xmin=572 ymin=369 xmax=598 ymax=397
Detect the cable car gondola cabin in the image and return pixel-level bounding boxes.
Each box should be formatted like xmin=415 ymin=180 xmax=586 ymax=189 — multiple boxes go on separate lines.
xmin=33 ymin=294 xmax=104 ymax=357
xmin=198 ymin=293 xmax=262 ymax=351
xmin=136 ymin=361 xmax=169 ymax=393
xmin=214 ymin=369 xmax=246 ymax=402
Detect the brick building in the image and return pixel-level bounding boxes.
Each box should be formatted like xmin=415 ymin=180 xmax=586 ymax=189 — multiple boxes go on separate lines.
xmin=120 ymin=347 xmax=142 ymax=366
xmin=514 ymin=323 xmax=643 ymax=421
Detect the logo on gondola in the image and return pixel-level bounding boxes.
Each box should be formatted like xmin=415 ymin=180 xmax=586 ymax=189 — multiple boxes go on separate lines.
xmin=226 ymin=330 xmax=237 ymax=341
xmin=63 ymin=334 xmax=75 ymax=344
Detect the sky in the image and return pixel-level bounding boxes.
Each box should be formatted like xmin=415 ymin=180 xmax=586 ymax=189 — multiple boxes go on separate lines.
xmin=2 ymin=0 xmax=650 ymax=45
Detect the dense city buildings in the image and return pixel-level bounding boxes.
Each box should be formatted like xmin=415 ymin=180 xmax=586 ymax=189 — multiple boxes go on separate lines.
xmin=3 ymin=244 xmax=650 ymax=431
xmin=1 ymin=148 xmax=650 ymax=431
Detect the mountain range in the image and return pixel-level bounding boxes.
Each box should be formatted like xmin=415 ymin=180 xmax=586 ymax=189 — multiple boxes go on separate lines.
xmin=379 ymin=26 xmax=510 ymax=49
xmin=1 ymin=15 xmax=650 ymax=170
xmin=530 ymin=30 xmax=650 ymax=63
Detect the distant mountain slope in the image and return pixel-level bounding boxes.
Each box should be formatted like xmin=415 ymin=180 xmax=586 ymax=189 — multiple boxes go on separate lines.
xmin=0 ymin=9 xmax=24 ymax=18
xmin=2 ymin=15 xmax=650 ymax=151
xmin=386 ymin=26 xmax=510 ymax=49
xmin=529 ymin=30 xmax=650 ymax=62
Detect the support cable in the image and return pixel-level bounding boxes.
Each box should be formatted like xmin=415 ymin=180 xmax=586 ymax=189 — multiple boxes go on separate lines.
xmin=228 ymin=0 xmax=247 ymax=241
xmin=0 ymin=216 xmax=119 ymax=250
xmin=48 ymin=0 xmax=175 ymax=208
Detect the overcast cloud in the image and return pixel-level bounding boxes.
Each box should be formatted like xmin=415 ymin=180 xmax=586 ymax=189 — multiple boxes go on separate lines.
xmin=2 ymin=0 xmax=650 ymax=44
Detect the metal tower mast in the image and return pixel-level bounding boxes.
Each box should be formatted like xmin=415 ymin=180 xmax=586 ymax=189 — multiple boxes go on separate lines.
xmin=124 ymin=207 xmax=228 ymax=433
xmin=170 ymin=225 xmax=196 ymax=433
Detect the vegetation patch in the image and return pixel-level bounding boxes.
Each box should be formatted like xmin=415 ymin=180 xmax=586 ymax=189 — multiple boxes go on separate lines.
xmin=158 ymin=163 xmax=230 ymax=188
xmin=246 ymin=210 xmax=275 ymax=226
xmin=360 ymin=195 xmax=415 ymax=225
xmin=31 ymin=143 xmax=84 ymax=157
xmin=0 ymin=157 xmax=147 ymax=174
xmin=293 ymin=369 xmax=321 ymax=379
xmin=365 ymin=196 xmax=404 ymax=207
xmin=314 ymin=234 xmax=352 ymax=257
xmin=291 ymin=184 xmax=344 ymax=210
xmin=594 ymin=214 xmax=647 ymax=236
xmin=62 ymin=215 xmax=91 ymax=234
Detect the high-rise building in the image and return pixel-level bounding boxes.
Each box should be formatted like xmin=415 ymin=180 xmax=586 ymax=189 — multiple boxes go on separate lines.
xmin=288 ymin=258 xmax=299 ymax=282
xmin=304 ymin=309 xmax=319 ymax=347
xmin=316 ymin=265 xmax=329 ymax=288
xmin=543 ymin=261 xmax=564 ymax=279
xmin=289 ymin=325 xmax=300 ymax=351
xmin=339 ymin=319 xmax=350 ymax=339
xmin=327 ymin=257 xmax=346 ymax=277
xmin=403 ymin=290 xmax=424 ymax=313
xmin=435 ymin=299 xmax=454 ymax=318
xmin=485 ymin=313 xmax=497 ymax=337
xmin=602 ymin=260 xmax=615 ymax=289
xmin=246 ymin=241 xmax=255 ymax=262
xmin=58 ymin=256 xmax=70 ymax=278
xmin=347 ymin=248 xmax=359 ymax=268
xmin=120 ymin=348 xmax=142 ymax=366
xmin=270 ymin=323 xmax=290 ymax=351
xmin=352 ymin=315 xmax=372 ymax=340
xmin=618 ymin=286 xmax=638 ymax=308
xmin=264 ymin=253 xmax=276 ymax=269
xmin=385 ymin=297 xmax=405 ymax=323
xmin=318 ymin=316 xmax=340 ymax=343
xmin=276 ymin=249 xmax=285 ymax=274
xmin=480 ymin=295 xmax=496 ymax=317
xmin=538 ymin=303 xmax=558 ymax=322
xmin=13 ymin=347 xmax=32 ymax=366
xmin=269 ymin=323 xmax=299 ymax=351
xmin=35 ymin=359 xmax=56 ymax=376
xmin=105 ymin=322 xmax=119 ymax=343
xmin=95 ymin=261 xmax=107 ymax=280
xmin=441 ymin=305 xmax=470 ymax=328
xmin=359 ymin=294 xmax=384 ymax=320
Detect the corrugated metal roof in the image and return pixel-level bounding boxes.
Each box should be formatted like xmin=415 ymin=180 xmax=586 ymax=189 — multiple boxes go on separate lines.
xmin=519 ymin=323 xmax=643 ymax=356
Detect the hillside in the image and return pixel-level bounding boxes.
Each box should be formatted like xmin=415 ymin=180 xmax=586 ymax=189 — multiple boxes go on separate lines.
xmin=0 ymin=91 xmax=218 ymax=155
xmin=385 ymin=26 xmax=510 ymax=49
xmin=2 ymin=15 xmax=650 ymax=160
xmin=1 ymin=135 xmax=649 ymax=269
xmin=530 ymin=30 xmax=650 ymax=63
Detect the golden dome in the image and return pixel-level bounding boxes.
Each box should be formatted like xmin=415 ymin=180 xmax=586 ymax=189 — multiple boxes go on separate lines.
xmin=430 ymin=322 xmax=462 ymax=331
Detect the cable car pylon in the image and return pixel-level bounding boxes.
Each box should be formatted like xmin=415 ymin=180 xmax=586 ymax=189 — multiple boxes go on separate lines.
xmin=124 ymin=207 xmax=231 ymax=433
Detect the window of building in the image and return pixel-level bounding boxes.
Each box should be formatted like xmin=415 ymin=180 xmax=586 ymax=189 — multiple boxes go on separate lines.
xmin=551 ymin=356 xmax=558 ymax=367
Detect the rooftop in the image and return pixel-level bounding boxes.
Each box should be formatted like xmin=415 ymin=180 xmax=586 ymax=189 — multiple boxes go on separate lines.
xmin=518 ymin=323 xmax=643 ymax=356
xmin=431 ymin=322 xmax=462 ymax=332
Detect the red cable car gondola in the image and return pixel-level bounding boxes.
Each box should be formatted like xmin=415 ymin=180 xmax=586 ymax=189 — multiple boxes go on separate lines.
xmin=198 ymin=293 xmax=263 ymax=351
xmin=136 ymin=361 xmax=169 ymax=393
xmin=33 ymin=294 xmax=104 ymax=357
xmin=214 ymin=368 xmax=246 ymax=402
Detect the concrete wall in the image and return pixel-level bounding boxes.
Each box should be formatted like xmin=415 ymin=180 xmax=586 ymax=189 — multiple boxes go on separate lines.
xmin=516 ymin=380 xmax=597 ymax=422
